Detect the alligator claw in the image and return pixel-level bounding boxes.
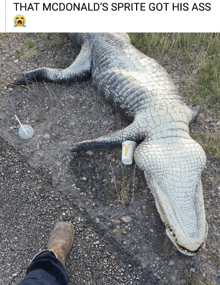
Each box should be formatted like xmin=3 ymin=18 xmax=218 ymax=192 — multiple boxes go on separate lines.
xmin=13 ymin=71 xmax=40 ymax=85
xmin=71 ymin=144 xmax=81 ymax=152
xmin=13 ymin=76 xmax=29 ymax=85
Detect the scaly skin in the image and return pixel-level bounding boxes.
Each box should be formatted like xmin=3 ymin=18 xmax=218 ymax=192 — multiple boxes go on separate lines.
xmin=14 ymin=33 xmax=208 ymax=255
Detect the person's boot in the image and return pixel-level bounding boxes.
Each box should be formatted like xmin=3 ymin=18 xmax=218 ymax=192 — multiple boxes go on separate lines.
xmin=47 ymin=221 xmax=74 ymax=266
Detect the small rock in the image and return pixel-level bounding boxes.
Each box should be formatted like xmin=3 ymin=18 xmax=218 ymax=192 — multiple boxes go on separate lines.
xmin=8 ymin=88 xmax=14 ymax=91
xmin=192 ymin=69 xmax=197 ymax=75
xmin=196 ymin=112 xmax=204 ymax=124
xmin=113 ymin=228 xmax=119 ymax=234
xmin=44 ymin=134 xmax=50 ymax=139
xmin=82 ymin=177 xmax=87 ymax=181
xmin=14 ymin=59 xmax=19 ymax=63
xmin=55 ymin=161 xmax=61 ymax=166
xmin=122 ymin=216 xmax=132 ymax=223
xmin=168 ymin=260 xmax=175 ymax=266
xmin=86 ymin=150 xmax=93 ymax=155
xmin=95 ymin=218 xmax=100 ymax=223
xmin=113 ymin=219 xmax=121 ymax=224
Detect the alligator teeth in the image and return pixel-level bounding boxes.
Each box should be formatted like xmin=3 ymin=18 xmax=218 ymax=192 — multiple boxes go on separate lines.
xmin=166 ymin=226 xmax=200 ymax=255
xmin=167 ymin=226 xmax=177 ymax=240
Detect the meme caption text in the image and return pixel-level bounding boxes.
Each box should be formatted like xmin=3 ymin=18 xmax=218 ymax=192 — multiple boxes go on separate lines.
xmin=13 ymin=2 xmax=211 ymax=12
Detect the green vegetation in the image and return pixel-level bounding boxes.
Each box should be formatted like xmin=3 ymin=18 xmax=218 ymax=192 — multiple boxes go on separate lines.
xmin=26 ymin=39 xmax=36 ymax=48
xmin=36 ymin=33 xmax=44 ymax=39
xmin=129 ymin=33 xmax=220 ymax=111
xmin=192 ymin=130 xmax=220 ymax=160
xmin=130 ymin=33 xmax=220 ymax=160
xmin=14 ymin=47 xmax=25 ymax=57
xmin=183 ymin=275 xmax=217 ymax=285
xmin=50 ymin=34 xmax=65 ymax=47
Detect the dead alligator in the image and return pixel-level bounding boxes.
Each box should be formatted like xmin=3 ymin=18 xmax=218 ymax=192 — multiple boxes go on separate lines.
xmin=15 ymin=33 xmax=208 ymax=256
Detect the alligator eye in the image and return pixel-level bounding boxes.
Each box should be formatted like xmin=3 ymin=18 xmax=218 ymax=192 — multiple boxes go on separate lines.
xmin=21 ymin=17 xmax=24 ymax=19
xmin=16 ymin=17 xmax=19 ymax=19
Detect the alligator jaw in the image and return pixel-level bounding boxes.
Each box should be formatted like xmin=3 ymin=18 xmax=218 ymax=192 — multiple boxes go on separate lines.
xmin=165 ymin=223 xmax=208 ymax=256
xmin=151 ymin=179 xmax=208 ymax=256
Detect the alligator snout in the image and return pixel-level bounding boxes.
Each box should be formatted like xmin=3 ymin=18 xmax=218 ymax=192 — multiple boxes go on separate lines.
xmin=166 ymin=220 xmax=208 ymax=256
xmin=134 ymin=137 xmax=207 ymax=255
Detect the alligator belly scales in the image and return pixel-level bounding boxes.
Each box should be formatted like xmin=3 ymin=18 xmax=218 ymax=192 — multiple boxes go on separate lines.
xmin=15 ymin=33 xmax=208 ymax=256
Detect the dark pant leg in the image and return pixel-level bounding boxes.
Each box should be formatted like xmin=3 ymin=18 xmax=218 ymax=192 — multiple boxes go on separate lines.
xmin=18 ymin=251 xmax=69 ymax=285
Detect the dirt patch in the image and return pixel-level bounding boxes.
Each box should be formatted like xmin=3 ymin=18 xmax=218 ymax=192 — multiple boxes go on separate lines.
xmin=0 ymin=33 xmax=220 ymax=284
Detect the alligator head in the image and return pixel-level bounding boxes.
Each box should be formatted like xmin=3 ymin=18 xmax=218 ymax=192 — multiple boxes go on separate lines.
xmin=134 ymin=137 xmax=208 ymax=256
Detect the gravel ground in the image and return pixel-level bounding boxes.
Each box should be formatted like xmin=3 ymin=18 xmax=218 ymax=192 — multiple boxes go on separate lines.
xmin=0 ymin=33 xmax=220 ymax=285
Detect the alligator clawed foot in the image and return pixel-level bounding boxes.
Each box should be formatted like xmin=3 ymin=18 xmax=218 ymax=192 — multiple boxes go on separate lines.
xmin=71 ymin=144 xmax=83 ymax=152
xmin=13 ymin=71 xmax=39 ymax=85
xmin=13 ymin=76 xmax=29 ymax=86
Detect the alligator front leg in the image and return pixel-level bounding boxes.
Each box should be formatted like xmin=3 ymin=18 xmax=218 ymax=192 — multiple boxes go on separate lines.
xmin=71 ymin=121 xmax=145 ymax=152
xmin=14 ymin=42 xmax=92 ymax=85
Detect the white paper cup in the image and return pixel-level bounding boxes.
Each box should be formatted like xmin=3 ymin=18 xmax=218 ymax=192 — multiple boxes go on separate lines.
xmin=18 ymin=125 xmax=34 ymax=139
xmin=122 ymin=140 xmax=137 ymax=165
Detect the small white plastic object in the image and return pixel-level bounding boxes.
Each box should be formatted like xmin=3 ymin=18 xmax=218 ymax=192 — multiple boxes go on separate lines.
xmin=15 ymin=115 xmax=34 ymax=139
xmin=122 ymin=140 xmax=137 ymax=165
